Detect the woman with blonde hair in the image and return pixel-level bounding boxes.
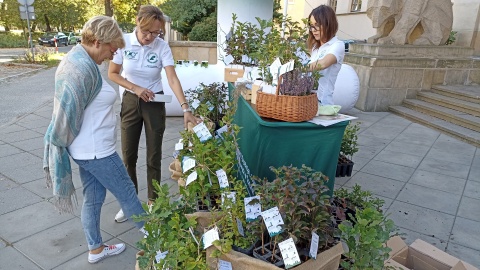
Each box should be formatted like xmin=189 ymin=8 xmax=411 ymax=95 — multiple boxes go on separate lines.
xmin=43 ymin=15 xmax=145 ymax=263
xmin=108 ymin=5 xmax=199 ymax=222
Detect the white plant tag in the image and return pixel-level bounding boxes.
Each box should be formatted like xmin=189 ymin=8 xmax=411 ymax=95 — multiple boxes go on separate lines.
xmin=155 ymin=250 xmax=168 ymax=264
xmin=182 ymin=156 xmax=195 ymax=172
xmin=175 ymin=142 xmax=183 ymax=151
xmin=223 ymin=54 xmax=234 ymax=66
xmin=205 ymin=101 xmax=214 ymax=111
xmin=203 ymin=227 xmax=220 ymax=249
xmin=309 ymin=232 xmax=320 ymax=259
xmin=185 ymin=171 xmax=198 ymax=186
xmin=269 ymin=58 xmax=282 ymax=86
xmin=193 ymin=122 xmax=212 ymax=142
xmin=191 ymin=99 xmax=201 ymax=109
xmin=278 ymin=60 xmax=294 ymax=77
xmin=221 ymin=192 xmax=236 ymax=208
xmin=236 ymin=218 xmax=245 ymax=236
xmin=216 ymin=169 xmax=229 ymax=188
xmin=262 ymin=84 xmax=276 ymax=94
xmin=278 ymin=238 xmax=301 ymax=269
xmin=242 ymin=54 xmax=251 ymax=64
xmin=218 ymin=259 xmax=233 ymax=270
xmin=261 ymin=206 xmax=284 ymax=237
xmin=215 ymin=125 xmax=228 ymax=140
xmin=244 ymin=196 xmax=261 ymax=222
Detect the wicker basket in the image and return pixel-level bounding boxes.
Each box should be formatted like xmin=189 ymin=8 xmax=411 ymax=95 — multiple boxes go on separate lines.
xmin=256 ymin=83 xmax=318 ymax=122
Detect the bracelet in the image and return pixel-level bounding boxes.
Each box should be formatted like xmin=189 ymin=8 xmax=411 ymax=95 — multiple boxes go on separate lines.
xmin=180 ymin=101 xmax=188 ymax=107
xmin=183 ymin=108 xmax=192 ymax=113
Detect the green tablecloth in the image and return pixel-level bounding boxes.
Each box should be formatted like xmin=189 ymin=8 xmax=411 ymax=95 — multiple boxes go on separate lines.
xmin=233 ymin=95 xmax=348 ymax=197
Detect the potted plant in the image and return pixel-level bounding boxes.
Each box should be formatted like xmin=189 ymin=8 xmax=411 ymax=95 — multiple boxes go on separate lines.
xmin=338 ymin=206 xmax=397 ymax=270
xmin=336 ymin=122 xmax=360 ymax=177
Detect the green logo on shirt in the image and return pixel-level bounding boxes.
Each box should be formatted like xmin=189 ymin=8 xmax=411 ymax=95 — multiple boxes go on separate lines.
xmin=125 ymin=50 xmax=138 ymax=60
xmin=146 ymin=52 xmax=159 ymax=64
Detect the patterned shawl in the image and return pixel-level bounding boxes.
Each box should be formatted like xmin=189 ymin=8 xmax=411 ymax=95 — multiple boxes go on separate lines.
xmin=43 ymin=44 xmax=102 ymax=213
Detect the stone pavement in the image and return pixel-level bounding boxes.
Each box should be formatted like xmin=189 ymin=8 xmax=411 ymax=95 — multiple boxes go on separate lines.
xmin=0 ymin=64 xmax=479 ymax=269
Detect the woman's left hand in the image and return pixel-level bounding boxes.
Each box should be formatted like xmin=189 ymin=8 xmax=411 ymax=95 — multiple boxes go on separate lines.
xmin=183 ymin=111 xmax=202 ymax=128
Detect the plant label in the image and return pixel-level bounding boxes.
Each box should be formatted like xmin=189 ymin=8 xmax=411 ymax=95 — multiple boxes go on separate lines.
xmin=182 ymin=156 xmax=195 ymax=173
xmin=215 ymin=125 xmax=228 ymax=140
xmin=218 ymin=259 xmax=233 ymax=270
xmin=202 ymin=227 xmax=220 ymax=249
xmin=236 ymin=218 xmax=245 ymax=237
xmin=278 ymin=238 xmax=301 ymax=269
xmin=221 ymin=192 xmax=236 ymax=208
xmin=261 ymin=206 xmax=284 ymax=237
xmin=223 ymin=54 xmax=234 ymax=66
xmin=309 ymin=232 xmax=320 ymax=259
xmin=216 ymin=169 xmax=229 ymax=188
xmin=155 ymin=250 xmax=168 ymax=263
xmin=269 ymin=58 xmax=282 ymax=86
xmin=278 ymin=60 xmax=294 ymax=77
xmin=175 ymin=142 xmax=183 ymax=151
xmin=192 ymin=99 xmax=201 ymax=109
xmin=193 ymin=122 xmax=212 ymax=142
xmin=185 ymin=171 xmax=198 ymax=186
xmin=244 ymin=196 xmax=261 ymax=222
xmin=205 ymin=101 xmax=214 ymax=111
xmin=242 ymin=54 xmax=251 ymax=64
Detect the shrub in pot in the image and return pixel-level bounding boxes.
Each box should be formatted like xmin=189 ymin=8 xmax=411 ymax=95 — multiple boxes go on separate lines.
xmin=336 ymin=122 xmax=360 ymax=177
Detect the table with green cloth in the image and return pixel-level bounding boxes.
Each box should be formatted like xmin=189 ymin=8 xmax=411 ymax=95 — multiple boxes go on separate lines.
xmin=233 ymin=95 xmax=348 ymax=197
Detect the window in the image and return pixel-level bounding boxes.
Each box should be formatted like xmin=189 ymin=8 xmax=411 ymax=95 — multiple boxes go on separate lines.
xmin=351 ymin=0 xmax=362 ymax=12
xmin=329 ymin=0 xmax=337 ymax=12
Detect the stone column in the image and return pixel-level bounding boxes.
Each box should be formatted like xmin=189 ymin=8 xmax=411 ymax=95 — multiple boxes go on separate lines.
xmin=452 ymin=0 xmax=480 ymax=55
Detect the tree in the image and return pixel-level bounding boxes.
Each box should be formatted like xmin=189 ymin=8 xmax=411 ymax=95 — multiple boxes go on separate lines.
xmin=161 ymin=0 xmax=216 ymax=40
xmin=188 ymin=11 xmax=216 ymax=41
xmin=0 ymin=0 xmax=24 ymax=31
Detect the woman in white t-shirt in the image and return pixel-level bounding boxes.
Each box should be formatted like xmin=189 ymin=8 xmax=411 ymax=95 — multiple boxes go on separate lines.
xmin=308 ymin=5 xmax=345 ymax=105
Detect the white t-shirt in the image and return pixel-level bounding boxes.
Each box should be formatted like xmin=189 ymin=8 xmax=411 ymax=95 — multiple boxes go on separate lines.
xmin=68 ymin=77 xmax=117 ymax=160
xmin=310 ymin=36 xmax=345 ymax=105
xmin=112 ymin=32 xmax=175 ymax=99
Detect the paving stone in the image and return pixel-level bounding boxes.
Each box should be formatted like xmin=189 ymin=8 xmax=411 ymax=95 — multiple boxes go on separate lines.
xmin=351 ymin=156 xmax=370 ymax=171
xmin=457 ymin=197 xmax=480 ymax=222
xmin=345 ymin=171 xmax=404 ymax=199
xmin=2 ymin=165 xmax=44 ymax=184
xmin=355 ymin=145 xmax=384 ymax=159
xmin=0 ymin=246 xmax=41 ymax=270
xmin=1 ymin=129 xmax=42 ymax=143
xmin=449 ymin=217 xmax=480 ymax=251
xmin=396 ymin=227 xmax=447 ymax=249
xmin=373 ymin=149 xmax=424 ymax=168
xmin=396 ymin=183 xmax=461 ymax=215
xmin=387 ymin=201 xmax=455 ymax=241
xmin=418 ymin=157 xmax=471 ymax=179
xmin=0 ymin=176 xmax=19 ymax=190
xmin=22 ymin=178 xmax=54 ymax=200
xmin=0 ymin=143 xmax=22 ymax=158
xmin=383 ymin=140 xmax=431 ymax=157
xmin=0 ymin=124 xmax=27 ymax=134
xmin=360 ymin=160 xmax=416 ymax=182
xmin=0 ymin=201 xmax=74 ymax=243
xmin=359 ymin=125 xmax=402 ymax=141
xmin=425 ymin=147 xmax=475 ymax=167
xmin=469 ymin=155 xmax=480 ymax=182
xmin=14 ymin=218 xmax=113 ymax=270
xmin=464 ymin=180 xmax=480 ymax=199
xmin=446 ymin=243 xmax=480 ymax=268
xmin=0 ymin=152 xmax=42 ymax=171
xmin=394 ymin=131 xmax=440 ymax=147
xmin=10 ymin=136 xmax=44 ymax=152
xmin=0 ymin=186 xmax=42 ymax=215
xmin=408 ymin=169 xmax=466 ymax=195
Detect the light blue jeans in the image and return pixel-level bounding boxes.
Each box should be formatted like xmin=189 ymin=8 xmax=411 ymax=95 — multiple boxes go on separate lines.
xmin=73 ymin=152 xmax=145 ymax=250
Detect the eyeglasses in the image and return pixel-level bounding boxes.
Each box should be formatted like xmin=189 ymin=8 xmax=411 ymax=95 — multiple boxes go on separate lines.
xmin=309 ymin=24 xmax=321 ymax=32
xmin=140 ymin=29 xmax=162 ymax=37
xmin=108 ymin=44 xmax=118 ymax=55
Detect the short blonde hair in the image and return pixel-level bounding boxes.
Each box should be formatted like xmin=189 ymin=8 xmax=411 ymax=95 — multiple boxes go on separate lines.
xmin=137 ymin=5 xmax=166 ymax=35
xmin=81 ymin=15 xmax=125 ymax=48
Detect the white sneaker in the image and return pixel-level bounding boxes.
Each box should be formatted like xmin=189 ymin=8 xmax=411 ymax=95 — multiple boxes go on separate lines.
xmin=88 ymin=243 xmax=126 ymax=263
xmin=114 ymin=209 xmax=127 ymax=223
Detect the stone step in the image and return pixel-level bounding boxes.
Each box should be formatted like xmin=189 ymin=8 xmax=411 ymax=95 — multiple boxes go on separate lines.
xmin=403 ymin=99 xmax=480 ymax=132
xmin=431 ymin=85 xmax=480 ymax=104
xmin=389 ymin=106 xmax=480 ymax=147
xmin=417 ymin=91 xmax=480 ymax=116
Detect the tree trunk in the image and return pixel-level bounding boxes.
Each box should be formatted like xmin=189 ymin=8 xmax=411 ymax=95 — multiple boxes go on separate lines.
xmin=105 ymin=0 xmax=113 ymax=17
xmin=44 ymin=14 xmax=51 ymax=32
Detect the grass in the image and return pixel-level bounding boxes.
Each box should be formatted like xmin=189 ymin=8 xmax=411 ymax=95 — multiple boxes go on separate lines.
xmin=12 ymin=48 xmax=66 ymax=68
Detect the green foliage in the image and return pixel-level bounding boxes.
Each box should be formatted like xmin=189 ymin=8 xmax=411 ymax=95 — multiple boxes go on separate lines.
xmin=334 ymin=184 xmax=384 ymax=212
xmin=339 ymin=206 xmax=396 ymax=270
xmin=340 ymin=122 xmax=360 ymax=160
xmin=135 ymin=183 xmax=208 ymax=270
xmin=161 ymin=0 xmax=217 ymax=38
xmin=0 ymin=32 xmax=27 ymax=48
xmin=188 ymin=12 xmax=217 ymax=42
xmin=252 ymin=165 xmax=334 ymax=248
xmin=445 ymin=31 xmax=457 ymax=45
xmin=184 ymin=82 xmax=229 ymax=124
xmin=20 ymin=46 xmax=54 ymax=63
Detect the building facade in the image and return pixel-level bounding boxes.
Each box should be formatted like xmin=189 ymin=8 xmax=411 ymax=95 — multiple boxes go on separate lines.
xmin=280 ymin=0 xmax=480 ymax=54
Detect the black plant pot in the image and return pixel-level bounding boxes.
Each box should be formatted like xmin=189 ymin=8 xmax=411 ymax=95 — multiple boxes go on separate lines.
xmin=336 ymin=156 xmax=354 ymax=177
xmin=253 ymin=243 xmax=284 ymax=268
xmin=232 ymin=240 xmax=259 ymax=256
